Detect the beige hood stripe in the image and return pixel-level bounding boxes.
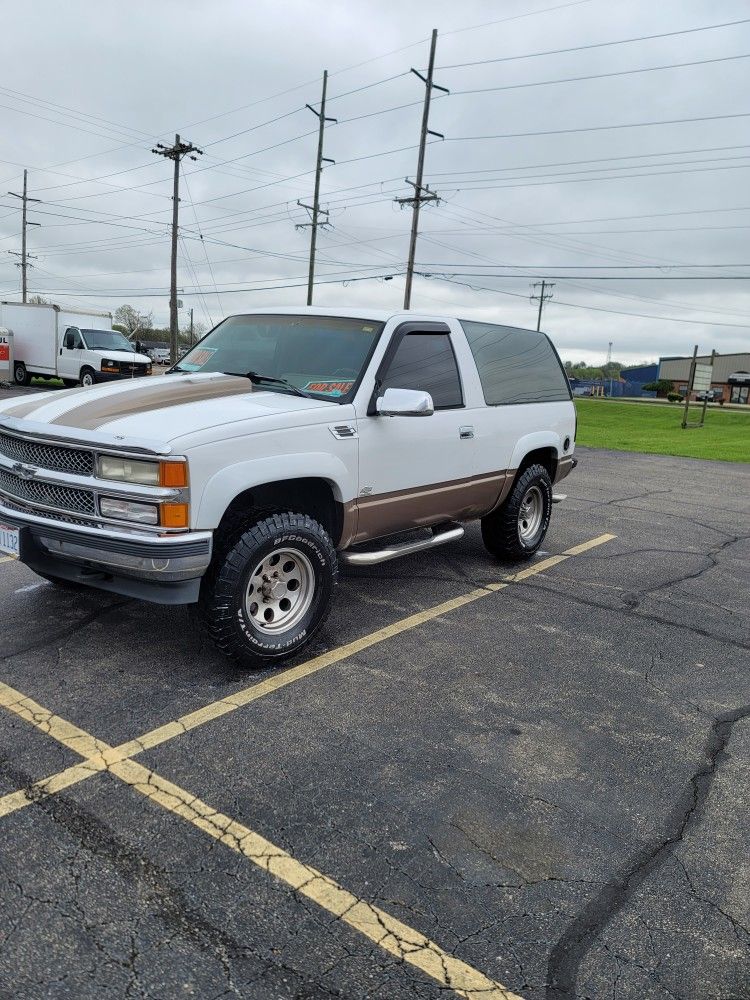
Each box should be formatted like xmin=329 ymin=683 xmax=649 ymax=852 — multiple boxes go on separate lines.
xmin=2 ymin=394 xmax=70 ymax=419
xmin=49 ymin=376 xmax=252 ymax=430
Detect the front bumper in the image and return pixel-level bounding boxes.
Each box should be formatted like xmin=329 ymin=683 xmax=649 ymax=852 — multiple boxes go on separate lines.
xmin=94 ymin=370 xmax=150 ymax=383
xmin=1 ymin=501 xmax=212 ymax=604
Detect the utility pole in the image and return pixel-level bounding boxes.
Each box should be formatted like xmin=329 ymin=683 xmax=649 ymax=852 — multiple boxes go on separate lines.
xmin=396 ymin=28 xmax=448 ymax=310
xmin=530 ymin=280 xmax=554 ymax=330
xmin=296 ymin=71 xmax=337 ymax=306
xmin=7 ymin=170 xmax=41 ymax=303
xmin=152 ymin=135 xmax=203 ymax=364
xmin=189 ymin=307 xmax=194 ymax=345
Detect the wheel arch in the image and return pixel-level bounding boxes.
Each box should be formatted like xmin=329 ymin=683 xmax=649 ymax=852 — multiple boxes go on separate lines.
xmin=509 ymin=433 xmax=562 ymax=483
xmin=196 ymin=455 xmax=355 ymax=547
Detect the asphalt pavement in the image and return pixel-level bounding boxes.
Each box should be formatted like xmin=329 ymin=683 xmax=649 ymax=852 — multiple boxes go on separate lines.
xmin=0 ymin=434 xmax=748 ymax=1000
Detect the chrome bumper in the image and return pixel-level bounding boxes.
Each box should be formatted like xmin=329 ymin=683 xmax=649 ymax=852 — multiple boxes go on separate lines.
xmin=1 ymin=500 xmax=212 ymax=604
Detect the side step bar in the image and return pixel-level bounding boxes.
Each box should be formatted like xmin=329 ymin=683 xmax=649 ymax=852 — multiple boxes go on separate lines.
xmin=340 ymin=523 xmax=465 ymax=567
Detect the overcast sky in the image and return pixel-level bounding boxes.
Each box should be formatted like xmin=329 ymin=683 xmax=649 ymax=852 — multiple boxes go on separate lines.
xmin=0 ymin=0 xmax=748 ymax=364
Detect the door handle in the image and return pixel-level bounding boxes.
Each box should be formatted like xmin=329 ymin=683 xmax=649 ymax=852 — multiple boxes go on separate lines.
xmin=459 ymin=426 xmax=474 ymax=440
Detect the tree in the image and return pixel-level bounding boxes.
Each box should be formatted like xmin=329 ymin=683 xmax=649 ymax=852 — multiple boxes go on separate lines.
xmin=114 ymin=304 xmax=153 ymax=337
xmin=643 ymin=379 xmax=674 ymax=398
xmin=28 ymin=294 xmax=50 ymax=305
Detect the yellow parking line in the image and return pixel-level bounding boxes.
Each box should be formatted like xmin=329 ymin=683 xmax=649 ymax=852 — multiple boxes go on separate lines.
xmin=0 ymin=678 xmax=522 ymax=999
xmin=0 ymin=556 xmax=16 ymax=564
xmin=0 ymin=533 xmax=616 ymax=821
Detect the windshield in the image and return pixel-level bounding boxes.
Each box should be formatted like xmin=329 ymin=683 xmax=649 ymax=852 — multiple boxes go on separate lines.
xmin=176 ymin=314 xmax=384 ymax=402
xmin=82 ymin=329 xmax=135 ymax=352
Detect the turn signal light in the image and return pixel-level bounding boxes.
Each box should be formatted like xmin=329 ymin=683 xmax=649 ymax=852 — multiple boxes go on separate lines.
xmin=159 ymin=461 xmax=188 ymax=487
xmin=160 ymin=503 xmax=189 ymax=528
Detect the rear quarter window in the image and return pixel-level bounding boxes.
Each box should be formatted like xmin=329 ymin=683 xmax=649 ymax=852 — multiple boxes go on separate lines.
xmin=460 ymin=320 xmax=571 ymax=405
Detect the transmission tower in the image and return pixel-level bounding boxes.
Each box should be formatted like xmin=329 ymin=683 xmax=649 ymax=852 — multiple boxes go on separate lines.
xmin=7 ymin=170 xmax=41 ymax=303
xmin=395 ymin=28 xmax=448 ymax=309
xmin=152 ymin=135 xmax=203 ymax=364
xmin=530 ymin=280 xmax=554 ymax=331
xmin=297 ymin=70 xmax=337 ymax=306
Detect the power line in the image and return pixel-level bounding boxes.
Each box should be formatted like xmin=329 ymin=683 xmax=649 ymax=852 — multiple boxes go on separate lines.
xmin=447 ymin=111 xmax=750 ymax=143
xmin=418 ymin=274 xmax=750 ymax=328
xmin=452 ymin=53 xmax=750 ymax=98
xmin=436 ymin=17 xmax=750 ymax=69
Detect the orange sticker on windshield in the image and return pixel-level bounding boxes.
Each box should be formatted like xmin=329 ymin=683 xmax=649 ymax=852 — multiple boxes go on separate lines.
xmin=303 ymin=380 xmax=355 ymax=397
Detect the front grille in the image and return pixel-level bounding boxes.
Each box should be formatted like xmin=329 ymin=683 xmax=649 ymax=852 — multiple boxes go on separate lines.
xmin=119 ymin=364 xmax=147 ymax=376
xmin=0 ymin=432 xmax=95 ymax=477
xmin=0 ymin=494 xmax=94 ymax=528
xmin=0 ymin=468 xmax=96 ymax=516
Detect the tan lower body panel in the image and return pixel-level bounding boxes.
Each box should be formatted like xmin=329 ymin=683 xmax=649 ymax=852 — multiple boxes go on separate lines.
xmin=554 ymin=456 xmax=575 ymax=484
xmin=350 ymin=470 xmax=509 ymax=545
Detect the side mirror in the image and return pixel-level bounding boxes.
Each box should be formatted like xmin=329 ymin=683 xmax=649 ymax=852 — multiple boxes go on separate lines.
xmin=376 ymin=387 xmax=434 ymax=417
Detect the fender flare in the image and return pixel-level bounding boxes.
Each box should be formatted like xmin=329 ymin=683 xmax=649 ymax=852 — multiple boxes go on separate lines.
xmin=194 ymin=452 xmax=355 ymax=528
xmin=509 ymin=431 xmax=561 ymax=474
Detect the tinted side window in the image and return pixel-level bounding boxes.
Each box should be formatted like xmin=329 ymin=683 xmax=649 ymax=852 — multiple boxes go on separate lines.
xmin=381 ymin=333 xmax=463 ymax=409
xmin=460 ymin=321 xmax=570 ymax=404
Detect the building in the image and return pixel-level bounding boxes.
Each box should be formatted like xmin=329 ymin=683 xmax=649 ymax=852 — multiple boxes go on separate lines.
xmin=658 ymin=352 xmax=750 ymax=405
xmin=620 ymin=363 xmax=658 ymax=398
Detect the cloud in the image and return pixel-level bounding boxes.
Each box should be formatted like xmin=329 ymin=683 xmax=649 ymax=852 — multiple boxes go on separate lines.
xmin=0 ymin=0 xmax=747 ymax=364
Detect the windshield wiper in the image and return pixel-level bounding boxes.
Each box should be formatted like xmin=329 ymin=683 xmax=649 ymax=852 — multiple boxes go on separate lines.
xmin=225 ymin=370 xmax=312 ymax=399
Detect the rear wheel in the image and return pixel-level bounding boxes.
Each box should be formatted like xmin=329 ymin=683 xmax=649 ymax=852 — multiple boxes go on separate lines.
xmin=481 ymin=464 xmax=553 ymax=562
xmin=199 ymin=511 xmax=338 ymax=669
xmin=80 ymin=367 xmax=96 ymax=388
xmin=13 ymin=362 xmax=30 ymax=386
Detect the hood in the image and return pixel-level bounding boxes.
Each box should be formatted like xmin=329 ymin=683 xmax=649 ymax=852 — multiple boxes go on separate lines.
xmin=91 ymin=349 xmax=152 ymax=364
xmin=0 ymin=372 xmax=337 ymax=444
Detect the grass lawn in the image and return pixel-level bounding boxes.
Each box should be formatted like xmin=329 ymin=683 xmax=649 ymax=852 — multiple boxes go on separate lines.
xmin=574 ymin=398 xmax=750 ymax=463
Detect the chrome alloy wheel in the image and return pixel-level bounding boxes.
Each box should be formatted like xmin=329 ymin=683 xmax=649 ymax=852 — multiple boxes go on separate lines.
xmin=244 ymin=547 xmax=315 ymax=634
xmin=518 ymin=485 xmax=544 ymax=543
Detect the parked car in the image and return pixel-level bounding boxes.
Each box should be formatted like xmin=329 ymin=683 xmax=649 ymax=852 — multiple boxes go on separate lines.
xmin=0 ymin=308 xmax=576 ymax=669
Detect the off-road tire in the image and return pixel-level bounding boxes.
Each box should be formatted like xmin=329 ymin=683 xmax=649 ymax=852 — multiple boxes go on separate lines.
xmin=80 ymin=367 xmax=96 ymax=388
xmin=481 ymin=463 xmax=553 ymax=562
xmin=199 ymin=511 xmax=338 ymax=669
xmin=13 ymin=362 xmax=30 ymax=386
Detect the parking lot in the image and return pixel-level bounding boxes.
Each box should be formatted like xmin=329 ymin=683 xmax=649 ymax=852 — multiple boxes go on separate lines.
xmin=0 ymin=441 xmax=748 ymax=1000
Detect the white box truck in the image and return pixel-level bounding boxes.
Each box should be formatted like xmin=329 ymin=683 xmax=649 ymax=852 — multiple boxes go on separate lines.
xmin=0 ymin=302 xmax=152 ymax=388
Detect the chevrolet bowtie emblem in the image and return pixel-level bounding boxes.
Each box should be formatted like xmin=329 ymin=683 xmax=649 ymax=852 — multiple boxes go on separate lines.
xmin=12 ymin=462 xmax=36 ymax=480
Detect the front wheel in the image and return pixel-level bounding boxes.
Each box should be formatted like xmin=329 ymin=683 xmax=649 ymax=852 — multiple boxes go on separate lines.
xmin=481 ymin=464 xmax=553 ymax=562
xmin=80 ymin=367 xmax=97 ymax=388
xmin=199 ymin=512 xmax=338 ymax=669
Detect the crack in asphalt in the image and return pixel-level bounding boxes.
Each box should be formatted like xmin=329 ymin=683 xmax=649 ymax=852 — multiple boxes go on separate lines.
xmin=0 ymin=762 xmax=351 ymax=999
xmin=0 ymin=600 xmax=131 ymax=663
xmin=544 ymin=704 xmax=750 ymax=999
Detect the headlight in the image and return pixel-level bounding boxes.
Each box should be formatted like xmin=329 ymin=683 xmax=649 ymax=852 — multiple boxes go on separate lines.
xmin=98 ymin=456 xmax=160 ymax=485
xmin=99 ymin=496 xmax=159 ymax=525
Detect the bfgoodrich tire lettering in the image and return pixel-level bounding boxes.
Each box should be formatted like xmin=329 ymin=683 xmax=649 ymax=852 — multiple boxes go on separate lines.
xmin=199 ymin=512 xmax=338 ymax=669
xmin=481 ymin=463 xmax=553 ymax=562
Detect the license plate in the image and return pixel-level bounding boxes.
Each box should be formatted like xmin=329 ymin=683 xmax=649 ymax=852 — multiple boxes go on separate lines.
xmin=0 ymin=523 xmax=20 ymax=559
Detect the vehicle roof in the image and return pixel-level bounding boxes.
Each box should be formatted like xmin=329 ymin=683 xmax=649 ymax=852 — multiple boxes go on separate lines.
xmin=223 ymin=306 xmax=451 ymax=323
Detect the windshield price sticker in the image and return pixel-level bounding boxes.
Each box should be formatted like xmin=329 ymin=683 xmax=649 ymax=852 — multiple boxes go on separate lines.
xmin=303 ymin=380 xmax=355 ymax=397
xmin=180 ymin=347 xmax=218 ymax=371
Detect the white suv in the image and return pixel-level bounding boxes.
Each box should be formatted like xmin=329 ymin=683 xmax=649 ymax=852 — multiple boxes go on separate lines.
xmin=0 ymin=308 xmax=576 ymax=669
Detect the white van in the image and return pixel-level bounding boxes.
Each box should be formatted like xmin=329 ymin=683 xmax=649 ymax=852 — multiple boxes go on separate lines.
xmin=0 ymin=302 xmax=152 ymax=388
